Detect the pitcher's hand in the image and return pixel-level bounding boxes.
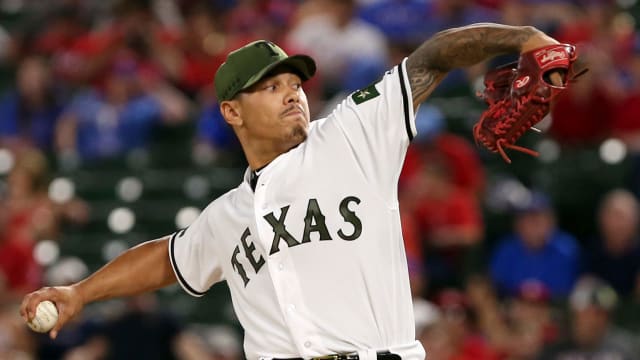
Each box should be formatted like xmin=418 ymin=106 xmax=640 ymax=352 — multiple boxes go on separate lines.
xmin=21 ymin=286 xmax=85 ymax=339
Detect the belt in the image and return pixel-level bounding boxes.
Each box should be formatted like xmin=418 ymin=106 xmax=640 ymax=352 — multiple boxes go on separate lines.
xmin=274 ymin=351 xmax=401 ymax=360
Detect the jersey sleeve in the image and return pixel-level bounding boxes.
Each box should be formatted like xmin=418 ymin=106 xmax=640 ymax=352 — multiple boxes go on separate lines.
xmin=327 ymin=58 xmax=416 ymax=204
xmin=168 ymin=205 xmax=223 ymax=297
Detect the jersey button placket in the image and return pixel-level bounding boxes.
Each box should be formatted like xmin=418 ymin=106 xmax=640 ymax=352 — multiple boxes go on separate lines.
xmin=267 ymin=249 xmax=315 ymax=354
xmin=252 ymin=173 xmax=273 ymax=254
xmin=253 ymin=168 xmax=316 ymax=356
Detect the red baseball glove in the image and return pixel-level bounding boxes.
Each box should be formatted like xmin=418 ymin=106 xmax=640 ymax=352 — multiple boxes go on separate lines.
xmin=474 ymin=44 xmax=585 ymax=163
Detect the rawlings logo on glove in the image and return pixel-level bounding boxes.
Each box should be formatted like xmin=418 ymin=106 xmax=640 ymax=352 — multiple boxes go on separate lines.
xmin=474 ymin=44 xmax=586 ymax=163
xmin=538 ymin=48 xmax=569 ymax=66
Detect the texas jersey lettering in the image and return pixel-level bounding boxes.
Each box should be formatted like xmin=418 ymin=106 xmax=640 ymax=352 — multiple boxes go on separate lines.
xmin=169 ymin=60 xmax=426 ymax=360
xmin=223 ymin=196 xmax=363 ymax=287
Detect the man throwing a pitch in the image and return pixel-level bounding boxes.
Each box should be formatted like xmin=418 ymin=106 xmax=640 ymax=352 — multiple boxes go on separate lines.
xmin=21 ymin=23 xmax=577 ymax=359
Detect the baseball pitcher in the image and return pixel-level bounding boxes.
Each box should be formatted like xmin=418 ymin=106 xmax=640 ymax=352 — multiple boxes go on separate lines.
xmin=21 ymin=23 xmax=580 ymax=360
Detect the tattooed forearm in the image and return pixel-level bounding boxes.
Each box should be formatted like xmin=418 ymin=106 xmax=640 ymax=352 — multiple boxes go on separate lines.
xmin=407 ymin=23 xmax=541 ymax=107
xmin=410 ymin=24 xmax=538 ymax=71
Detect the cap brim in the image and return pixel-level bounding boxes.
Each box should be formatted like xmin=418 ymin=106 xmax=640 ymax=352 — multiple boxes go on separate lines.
xmin=241 ymin=55 xmax=316 ymax=92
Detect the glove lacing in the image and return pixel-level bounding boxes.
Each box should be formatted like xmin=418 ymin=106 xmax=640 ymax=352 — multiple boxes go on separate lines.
xmin=474 ymin=95 xmax=547 ymax=164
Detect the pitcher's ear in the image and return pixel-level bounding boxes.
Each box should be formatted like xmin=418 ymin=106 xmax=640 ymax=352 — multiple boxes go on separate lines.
xmin=220 ymin=100 xmax=242 ymax=126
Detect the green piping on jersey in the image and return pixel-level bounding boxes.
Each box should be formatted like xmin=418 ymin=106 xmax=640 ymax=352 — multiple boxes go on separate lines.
xmin=352 ymin=84 xmax=380 ymax=105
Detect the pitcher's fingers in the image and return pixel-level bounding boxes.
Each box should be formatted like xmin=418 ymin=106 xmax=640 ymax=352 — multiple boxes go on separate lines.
xmin=19 ymin=294 xmax=31 ymax=321
xmin=50 ymin=326 xmax=60 ymax=340
xmin=549 ymin=71 xmax=564 ymax=86
xmin=49 ymin=312 xmax=65 ymax=340
xmin=21 ymin=287 xmax=58 ymax=321
xmin=49 ymin=303 xmax=74 ymax=340
xmin=20 ymin=291 xmax=44 ymax=321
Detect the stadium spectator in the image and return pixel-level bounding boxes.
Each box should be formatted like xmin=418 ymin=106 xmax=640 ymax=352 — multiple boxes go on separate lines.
xmin=0 ymin=56 xmax=64 ymax=152
xmin=613 ymin=37 xmax=640 ymax=197
xmin=489 ymin=191 xmax=581 ymax=298
xmin=467 ymin=277 xmax=556 ymax=359
xmin=402 ymin=157 xmax=484 ymax=292
xmin=194 ymin=102 xmax=241 ymax=162
xmin=51 ymin=0 xmax=166 ymax=88
xmin=548 ymin=52 xmax=616 ymax=147
xmin=584 ymin=189 xmax=640 ymax=298
xmin=0 ymin=148 xmax=89 ymax=301
xmin=0 ymin=149 xmax=52 ymax=299
xmin=154 ymin=2 xmax=227 ymax=98
xmin=54 ymin=58 xmax=189 ymax=162
xmin=401 ymin=107 xmax=486 ymax=196
xmin=539 ymin=277 xmax=639 ymax=360
xmin=358 ymin=0 xmax=436 ymax=45
xmin=433 ymin=288 xmax=501 ymax=360
xmin=287 ymin=0 xmax=389 ymax=97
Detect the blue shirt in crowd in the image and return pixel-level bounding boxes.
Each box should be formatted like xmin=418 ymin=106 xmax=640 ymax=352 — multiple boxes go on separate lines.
xmin=196 ymin=103 xmax=239 ymax=151
xmin=64 ymin=91 xmax=162 ymax=160
xmin=490 ymin=230 xmax=581 ymax=298
xmin=0 ymin=90 xmax=62 ymax=151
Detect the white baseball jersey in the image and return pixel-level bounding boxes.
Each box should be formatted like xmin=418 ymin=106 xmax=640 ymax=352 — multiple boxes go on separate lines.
xmin=169 ymin=58 xmax=426 ymax=360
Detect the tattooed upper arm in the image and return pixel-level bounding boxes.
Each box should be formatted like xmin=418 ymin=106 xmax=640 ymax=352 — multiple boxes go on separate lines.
xmin=406 ymin=54 xmax=447 ymax=110
xmin=406 ymin=24 xmax=539 ymax=110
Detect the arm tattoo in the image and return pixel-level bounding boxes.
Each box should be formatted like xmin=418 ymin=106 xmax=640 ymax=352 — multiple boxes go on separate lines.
xmin=406 ymin=23 xmax=539 ymax=108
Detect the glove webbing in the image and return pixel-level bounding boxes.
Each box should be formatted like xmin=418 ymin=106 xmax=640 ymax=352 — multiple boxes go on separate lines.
xmin=476 ymin=66 xmax=588 ymax=163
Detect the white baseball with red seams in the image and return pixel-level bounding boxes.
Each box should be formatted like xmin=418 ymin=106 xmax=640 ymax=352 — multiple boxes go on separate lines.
xmin=27 ymin=300 xmax=59 ymax=333
xmin=169 ymin=59 xmax=426 ymax=360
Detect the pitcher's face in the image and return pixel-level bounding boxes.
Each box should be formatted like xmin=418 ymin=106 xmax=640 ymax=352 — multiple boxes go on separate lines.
xmin=235 ymin=71 xmax=310 ymax=150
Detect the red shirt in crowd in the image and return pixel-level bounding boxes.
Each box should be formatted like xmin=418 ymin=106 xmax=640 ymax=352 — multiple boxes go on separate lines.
xmin=402 ymin=133 xmax=485 ymax=195
xmin=0 ymin=238 xmax=41 ymax=294
xmin=549 ymin=86 xmax=614 ymax=146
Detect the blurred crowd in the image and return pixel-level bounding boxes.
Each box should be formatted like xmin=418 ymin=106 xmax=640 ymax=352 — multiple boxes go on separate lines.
xmin=1 ymin=0 xmax=640 ymax=359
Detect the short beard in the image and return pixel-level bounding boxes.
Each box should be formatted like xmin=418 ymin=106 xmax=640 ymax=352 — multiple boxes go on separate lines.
xmin=286 ymin=126 xmax=308 ymax=150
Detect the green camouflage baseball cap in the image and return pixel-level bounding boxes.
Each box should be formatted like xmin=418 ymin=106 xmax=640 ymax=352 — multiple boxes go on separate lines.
xmin=214 ymin=40 xmax=316 ymax=101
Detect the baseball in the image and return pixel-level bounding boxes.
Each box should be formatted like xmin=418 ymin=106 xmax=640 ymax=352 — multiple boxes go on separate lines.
xmin=27 ymin=300 xmax=59 ymax=333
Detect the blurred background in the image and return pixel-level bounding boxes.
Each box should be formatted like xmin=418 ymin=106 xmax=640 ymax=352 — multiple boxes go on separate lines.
xmin=1 ymin=0 xmax=640 ymax=359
